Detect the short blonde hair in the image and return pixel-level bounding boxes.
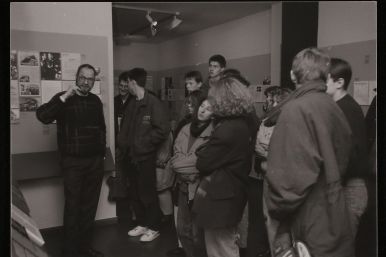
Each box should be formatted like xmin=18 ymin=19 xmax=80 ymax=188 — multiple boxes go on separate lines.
xmin=291 ymin=47 xmax=330 ymax=84
xmin=208 ymin=77 xmax=254 ymax=117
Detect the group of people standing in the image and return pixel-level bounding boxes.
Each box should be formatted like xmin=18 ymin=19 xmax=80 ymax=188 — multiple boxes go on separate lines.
xmin=36 ymin=47 xmax=376 ymax=257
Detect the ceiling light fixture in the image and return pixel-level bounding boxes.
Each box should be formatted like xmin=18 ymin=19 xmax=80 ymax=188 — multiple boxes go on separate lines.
xmin=169 ymin=12 xmax=182 ymax=30
xmin=145 ymin=11 xmax=158 ymax=36
xmin=112 ymin=4 xmax=183 ymax=38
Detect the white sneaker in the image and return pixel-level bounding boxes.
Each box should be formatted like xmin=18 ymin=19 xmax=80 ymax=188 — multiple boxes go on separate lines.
xmin=128 ymin=226 xmax=148 ymax=237
xmin=139 ymin=229 xmax=160 ymax=242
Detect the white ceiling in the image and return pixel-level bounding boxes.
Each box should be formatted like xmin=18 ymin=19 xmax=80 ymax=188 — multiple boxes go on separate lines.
xmin=112 ymin=2 xmax=275 ymax=45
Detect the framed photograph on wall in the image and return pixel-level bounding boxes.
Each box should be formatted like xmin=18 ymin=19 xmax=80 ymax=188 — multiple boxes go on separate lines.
xmin=40 ymin=52 xmax=62 ymax=80
xmin=19 ymin=97 xmax=41 ymax=112
xmin=19 ymin=83 xmax=40 ymax=97
xmin=11 ymin=50 xmax=18 ymax=80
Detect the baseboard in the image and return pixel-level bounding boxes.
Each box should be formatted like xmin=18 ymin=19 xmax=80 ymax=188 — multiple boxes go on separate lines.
xmin=40 ymin=217 xmax=118 ymax=234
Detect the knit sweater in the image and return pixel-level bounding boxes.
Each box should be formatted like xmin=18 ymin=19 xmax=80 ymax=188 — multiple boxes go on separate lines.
xmin=36 ymin=92 xmax=106 ymax=157
xmin=336 ymin=94 xmax=369 ymax=183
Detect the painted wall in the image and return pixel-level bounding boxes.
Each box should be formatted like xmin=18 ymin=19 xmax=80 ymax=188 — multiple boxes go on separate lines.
xmin=318 ymin=1 xmax=376 ymax=114
xmin=158 ymin=10 xmax=271 ymax=70
xmin=10 ymin=2 xmax=116 ymax=229
xmin=154 ymin=10 xmax=272 ymax=119
xmin=114 ymin=43 xmax=159 ymax=71
xmin=10 ymin=2 xmax=112 ymax=37
xmin=113 ymin=9 xmax=272 ymax=120
xmin=270 ymin=2 xmax=282 ymax=86
xmin=318 ymin=1 xmax=377 ymax=47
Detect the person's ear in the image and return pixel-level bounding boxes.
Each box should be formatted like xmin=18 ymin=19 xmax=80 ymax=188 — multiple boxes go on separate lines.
xmin=290 ymin=70 xmax=297 ymax=84
xmin=197 ymin=82 xmax=203 ymax=88
xmin=335 ymin=78 xmax=345 ymax=89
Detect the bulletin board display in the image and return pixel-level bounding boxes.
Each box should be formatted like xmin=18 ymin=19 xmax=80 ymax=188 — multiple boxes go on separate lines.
xmin=10 ymin=50 xmax=99 ymax=123
xmin=11 ymin=30 xmax=111 ymax=154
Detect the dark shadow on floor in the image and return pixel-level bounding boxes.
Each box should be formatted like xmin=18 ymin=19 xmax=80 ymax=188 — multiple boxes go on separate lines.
xmin=41 ymin=218 xmax=178 ymax=257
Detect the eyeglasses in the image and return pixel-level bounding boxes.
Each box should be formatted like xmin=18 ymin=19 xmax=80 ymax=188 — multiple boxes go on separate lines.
xmin=78 ymin=76 xmax=95 ymax=83
xmin=119 ymin=83 xmax=129 ymax=89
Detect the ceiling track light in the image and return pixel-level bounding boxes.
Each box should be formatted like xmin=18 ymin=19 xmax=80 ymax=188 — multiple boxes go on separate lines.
xmin=145 ymin=11 xmax=158 ymax=36
xmin=112 ymin=4 xmax=183 ymax=38
xmin=169 ymin=12 xmax=182 ymax=30
xmin=145 ymin=11 xmax=157 ymax=27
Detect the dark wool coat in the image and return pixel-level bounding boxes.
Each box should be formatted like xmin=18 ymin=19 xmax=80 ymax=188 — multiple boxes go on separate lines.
xmin=193 ymin=117 xmax=252 ymax=229
xmin=117 ymin=90 xmax=170 ymax=162
xmin=265 ymin=80 xmax=355 ymax=257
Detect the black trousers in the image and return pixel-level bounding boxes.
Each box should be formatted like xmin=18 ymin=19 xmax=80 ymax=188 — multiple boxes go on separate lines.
xmin=246 ymin=177 xmax=270 ymax=257
xmin=127 ymin=154 xmax=162 ymax=231
xmin=61 ymin=154 xmax=104 ymax=254
xmin=115 ymin=154 xmax=134 ymax=223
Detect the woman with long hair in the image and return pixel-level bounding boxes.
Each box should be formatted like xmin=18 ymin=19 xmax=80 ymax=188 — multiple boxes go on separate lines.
xmin=171 ymin=98 xmax=215 ymax=257
xmin=193 ymin=77 xmax=255 ymax=257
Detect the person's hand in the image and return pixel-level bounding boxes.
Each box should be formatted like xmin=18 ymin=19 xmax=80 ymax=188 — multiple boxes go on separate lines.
xmin=261 ymin=161 xmax=267 ymax=174
xmin=61 ymin=85 xmax=78 ymax=101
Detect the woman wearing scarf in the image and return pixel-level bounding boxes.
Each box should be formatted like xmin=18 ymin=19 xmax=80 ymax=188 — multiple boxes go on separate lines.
xmin=171 ymin=98 xmax=215 ymax=257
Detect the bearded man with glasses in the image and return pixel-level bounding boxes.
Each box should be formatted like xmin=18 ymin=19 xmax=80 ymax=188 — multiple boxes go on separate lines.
xmin=36 ymin=64 xmax=106 ymax=257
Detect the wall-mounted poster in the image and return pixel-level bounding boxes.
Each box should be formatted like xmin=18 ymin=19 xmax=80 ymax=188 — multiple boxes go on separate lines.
xmin=41 ymin=81 xmax=62 ymax=104
xmin=40 ymin=52 xmax=62 ymax=80
xmin=11 ymin=50 xmax=18 ymax=80
xmin=249 ymin=84 xmax=270 ymax=103
xmin=20 ymin=83 xmax=40 ymax=97
xmin=353 ymin=81 xmax=369 ymax=105
xmin=11 ymin=80 xmax=19 ymax=108
xmin=90 ymin=81 xmax=101 ymax=95
xmin=61 ymin=53 xmax=81 ymax=80
xmin=62 ymin=81 xmax=76 ymax=92
xmin=19 ymin=65 xmax=40 ymax=84
xmin=19 ymin=97 xmax=41 ymax=112
xmin=18 ymin=50 xmax=41 ymax=89
xmin=19 ymin=51 xmax=39 ymax=66
xmin=145 ymin=75 xmax=153 ymax=91
xmin=11 ymin=109 xmax=20 ymax=124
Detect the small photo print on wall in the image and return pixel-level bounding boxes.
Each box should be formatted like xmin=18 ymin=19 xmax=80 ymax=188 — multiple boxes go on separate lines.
xmin=61 ymin=52 xmax=81 ymax=80
xmin=20 ymin=83 xmax=40 ymax=97
xmin=62 ymin=81 xmax=76 ymax=92
xmin=11 ymin=50 xmax=18 ymax=80
xmin=11 ymin=108 xmax=20 ymax=124
xmin=19 ymin=51 xmax=39 ymax=66
xmin=19 ymin=97 xmax=41 ymax=112
xmin=40 ymin=52 xmax=62 ymax=80
xmin=11 ymin=81 xmax=19 ymax=108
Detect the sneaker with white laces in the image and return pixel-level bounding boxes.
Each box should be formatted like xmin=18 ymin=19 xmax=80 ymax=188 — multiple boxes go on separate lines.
xmin=128 ymin=226 xmax=148 ymax=237
xmin=139 ymin=229 xmax=160 ymax=242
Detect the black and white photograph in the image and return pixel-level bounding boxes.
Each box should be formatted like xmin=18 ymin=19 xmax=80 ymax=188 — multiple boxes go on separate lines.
xmin=9 ymin=2 xmax=377 ymax=257
xmin=19 ymin=83 xmax=40 ymax=96
xmin=11 ymin=50 xmax=18 ymax=80
xmin=18 ymin=50 xmax=39 ymax=66
xmin=11 ymin=80 xmax=19 ymax=109
xmin=11 ymin=108 xmax=20 ymax=123
xmin=40 ymin=52 xmax=62 ymax=80
xmin=19 ymin=97 xmax=41 ymax=112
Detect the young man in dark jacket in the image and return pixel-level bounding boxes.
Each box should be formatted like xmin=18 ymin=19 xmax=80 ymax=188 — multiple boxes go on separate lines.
xmin=201 ymin=54 xmax=226 ymax=97
xmin=117 ymin=68 xmax=170 ymax=242
xmin=264 ymin=48 xmax=354 ymax=257
xmin=326 ymin=58 xmax=370 ymax=238
xmin=36 ymin=64 xmax=106 ymax=257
